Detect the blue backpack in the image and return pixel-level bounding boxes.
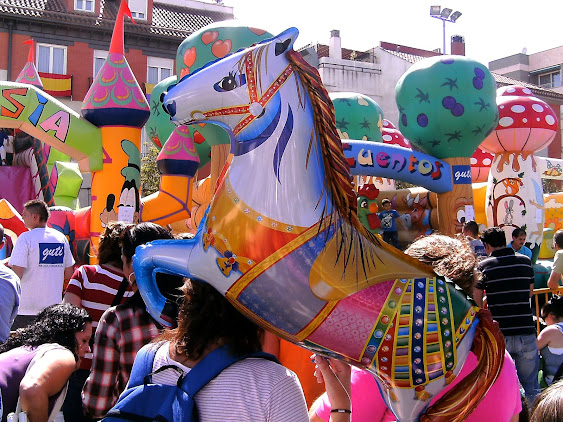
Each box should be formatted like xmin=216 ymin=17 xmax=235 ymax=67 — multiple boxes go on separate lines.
xmin=102 ymin=344 xmax=279 ymax=422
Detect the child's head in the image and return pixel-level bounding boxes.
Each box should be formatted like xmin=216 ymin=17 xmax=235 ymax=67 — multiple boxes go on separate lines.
xmin=381 ymin=199 xmax=391 ymax=211
xmin=531 ymin=379 xmax=563 ymax=422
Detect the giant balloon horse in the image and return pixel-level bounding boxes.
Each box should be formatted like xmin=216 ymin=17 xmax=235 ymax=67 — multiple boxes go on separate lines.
xmin=133 ymin=28 xmax=504 ymax=421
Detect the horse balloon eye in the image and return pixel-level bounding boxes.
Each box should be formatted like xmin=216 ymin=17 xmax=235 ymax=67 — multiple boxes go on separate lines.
xmin=214 ymin=73 xmax=239 ymax=92
xmin=163 ymin=100 xmax=176 ymax=117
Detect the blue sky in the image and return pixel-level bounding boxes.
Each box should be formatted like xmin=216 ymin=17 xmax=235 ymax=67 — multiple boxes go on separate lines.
xmin=223 ymin=0 xmax=562 ymax=67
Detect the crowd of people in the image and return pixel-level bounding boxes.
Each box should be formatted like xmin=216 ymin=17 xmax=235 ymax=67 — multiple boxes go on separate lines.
xmin=1 ymin=199 xmax=563 ymax=421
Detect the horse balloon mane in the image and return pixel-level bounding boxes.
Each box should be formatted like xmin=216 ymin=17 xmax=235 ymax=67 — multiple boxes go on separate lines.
xmin=135 ymin=28 xmax=504 ymax=421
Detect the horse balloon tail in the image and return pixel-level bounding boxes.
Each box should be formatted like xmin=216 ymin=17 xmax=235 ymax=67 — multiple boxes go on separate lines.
xmin=420 ymin=309 xmax=505 ymax=421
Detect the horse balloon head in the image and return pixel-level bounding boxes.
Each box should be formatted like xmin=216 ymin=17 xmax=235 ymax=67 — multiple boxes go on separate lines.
xmin=162 ymin=28 xmax=299 ymax=140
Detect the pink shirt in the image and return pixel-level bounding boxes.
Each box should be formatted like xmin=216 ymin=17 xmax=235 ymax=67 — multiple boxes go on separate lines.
xmin=315 ymin=350 xmax=521 ymax=421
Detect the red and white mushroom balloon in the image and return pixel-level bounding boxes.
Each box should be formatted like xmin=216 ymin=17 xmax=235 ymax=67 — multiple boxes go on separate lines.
xmin=481 ymin=85 xmax=558 ymax=154
xmin=382 ymin=119 xmax=412 ymax=149
xmin=482 ymin=85 xmax=559 ymax=247
xmin=470 ymin=148 xmax=494 ymax=183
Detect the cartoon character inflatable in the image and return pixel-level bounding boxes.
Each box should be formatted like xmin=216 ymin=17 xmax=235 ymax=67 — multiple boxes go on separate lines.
xmin=357 ymin=183 xmax=381 ymax=233
xmin=133 ymin=28 xmax=505 ymax=421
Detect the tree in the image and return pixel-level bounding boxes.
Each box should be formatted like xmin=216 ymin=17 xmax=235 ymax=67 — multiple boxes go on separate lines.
xmin=140 ymin=146 xmax=160 ymax=196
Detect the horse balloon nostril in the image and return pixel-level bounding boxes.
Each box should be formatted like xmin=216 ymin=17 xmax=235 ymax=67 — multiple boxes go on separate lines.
xmin=163 ymin=100 xmax=177 ymax=117
xmin=160 ymin=92 xmax=167 ymax=103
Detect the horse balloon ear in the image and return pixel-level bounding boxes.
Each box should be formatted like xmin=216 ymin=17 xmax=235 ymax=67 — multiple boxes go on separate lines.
xmin=273 ymin=27 xmax=299 ymax=56
xmin=275 ymin=38 xmax=292 ymax=56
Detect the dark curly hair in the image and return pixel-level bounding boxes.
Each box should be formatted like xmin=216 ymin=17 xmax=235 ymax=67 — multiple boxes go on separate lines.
xmin=0 ymin=303 xmax=91 ymax=361
xmin=120 ymin=222 xmax=173 ymax=264
xmin=157 ymin=279 xmax=263 ymax=360
xmin=542 ymin=295 xmax=563 ymax=320
xmin=481 ymin=226 xmax=507 ymax=248
xmin=405 ymin=233 xmax=480 ymax=297
xmin=98 ymin=221 xmax=133 ymax=266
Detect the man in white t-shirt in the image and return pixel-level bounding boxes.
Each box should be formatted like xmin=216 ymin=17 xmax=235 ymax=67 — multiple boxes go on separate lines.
xmin=9 ymin=200 xmax=74 ymax=330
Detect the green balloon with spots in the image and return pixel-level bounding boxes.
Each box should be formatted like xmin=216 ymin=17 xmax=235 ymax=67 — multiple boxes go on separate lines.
xmin=145 ymin=76 xmax=213 ymax=168
xmin=145 ymin=23 xmax=273 ymax=169
xmin=146 ymin=76 xmax=178 ymax=148
xmin=395 ymin=55 xmax=498 ymax=159
xmin=176 ymin=22 xmax=272 ymax=81
xmin=330 ymin=92 xmax=383 ymax=142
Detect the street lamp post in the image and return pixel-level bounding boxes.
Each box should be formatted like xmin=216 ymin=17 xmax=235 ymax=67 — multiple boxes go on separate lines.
xmin=430 ymin=6 xmax=462 ymax=55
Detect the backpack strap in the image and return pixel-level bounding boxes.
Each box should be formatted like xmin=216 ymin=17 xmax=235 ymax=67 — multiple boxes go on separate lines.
xmin=112 ymin=276 xmax=130 ymax=307
xmin=181 ymin=346 xmax=279 ymax=397
xmin=127 ymin=343 xmax=159 ymax=389
xmin=553 ymin=359 xmax=563 ymax=383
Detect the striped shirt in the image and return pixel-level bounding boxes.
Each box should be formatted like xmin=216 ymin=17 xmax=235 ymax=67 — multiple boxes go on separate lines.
xmin=150 ymin=342 xmax=309 ymax=422
xmin=64 ymin=264 xmax=133 ymax=369
xmin=477 ymin=247 xmax=535 ymax=336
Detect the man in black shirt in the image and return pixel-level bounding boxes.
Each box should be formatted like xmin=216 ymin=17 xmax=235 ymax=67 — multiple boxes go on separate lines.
xmin=474 ymin=226 xmax=539 ymax=405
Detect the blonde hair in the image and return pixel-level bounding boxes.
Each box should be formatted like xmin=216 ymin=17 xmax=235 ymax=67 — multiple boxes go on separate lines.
xmin=531 ymin=380 xmax=563 ymax=422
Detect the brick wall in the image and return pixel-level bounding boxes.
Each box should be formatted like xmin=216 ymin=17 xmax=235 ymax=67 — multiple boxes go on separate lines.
xmin=68 ymin=41 xmax=94 ymax=100
xmin=0 ymin=32 xmax=8 ymax=71
xmin=9 ymin=34 xmax=32 ymax=79
xmin=125 ymin=48 xmax=148 ymax=88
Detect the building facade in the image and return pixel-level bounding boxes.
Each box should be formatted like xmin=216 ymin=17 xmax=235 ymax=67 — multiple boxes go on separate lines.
xmin=0 ymin=0 xmax=234 ymax=205
xmin=300 ymin=31 xmax=563 ymax=160
xmin=0 ymin=0 xmax=233 ymax=136
xmin=490 ymin=47 xmax=563 ymax=94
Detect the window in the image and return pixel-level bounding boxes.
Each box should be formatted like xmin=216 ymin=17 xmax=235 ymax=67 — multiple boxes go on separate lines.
xmin=128 ymin=0 xmax=147 ymax=20
xmin=538 ymin=71 xmax=561 ymax=89
xmin=93 ymin=50 xmax=108 ymax=78
xmin=37 ymin=43 xmax=66 ymax=74
xmin=147 ymin=57 xmax=173 ymax=84
xmin=74 ymin=0 xmax=93 ymax=12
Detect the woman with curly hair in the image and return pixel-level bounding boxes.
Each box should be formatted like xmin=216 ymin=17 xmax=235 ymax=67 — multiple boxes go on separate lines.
xmin=538 ymin=295 xmax=563 ymax=385
xmin=0 ymin=303 xmax=92 ymax=422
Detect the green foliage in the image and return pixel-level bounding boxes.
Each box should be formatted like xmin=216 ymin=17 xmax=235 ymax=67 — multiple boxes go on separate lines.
xmin=543 ymin=179 xmax=563 ymax=194
xmin=140 ymin=146 xmax=160 ymax=196
xmin=395 ymin=180 xmax=417 ymax=190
